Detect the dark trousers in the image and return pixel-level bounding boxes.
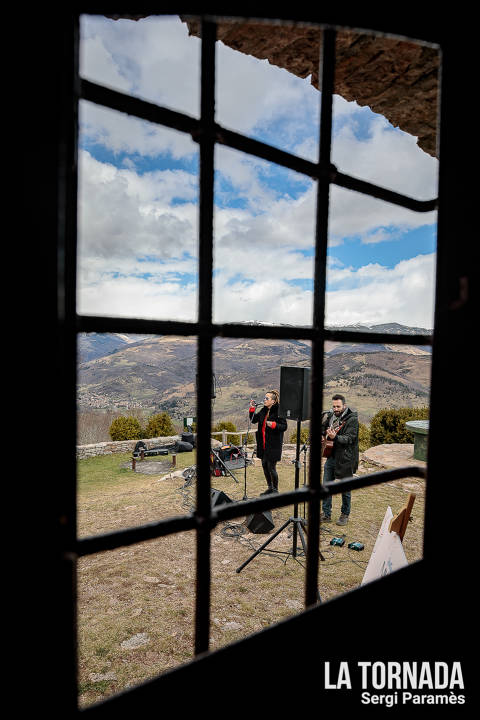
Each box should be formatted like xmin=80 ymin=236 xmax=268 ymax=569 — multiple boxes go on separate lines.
xmin=262 ymin=457 xmax=279 ymax=490
xmin=322 ymin=456 xmax=351 ymax=517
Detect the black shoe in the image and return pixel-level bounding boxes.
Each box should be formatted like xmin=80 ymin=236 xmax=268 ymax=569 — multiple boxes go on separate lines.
xmin=260 ymin=487 xmax=274 ymax=495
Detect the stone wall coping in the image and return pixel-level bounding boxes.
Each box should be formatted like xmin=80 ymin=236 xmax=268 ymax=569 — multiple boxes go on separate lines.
xmin=405 ymin=420 xmax=429 ymax=434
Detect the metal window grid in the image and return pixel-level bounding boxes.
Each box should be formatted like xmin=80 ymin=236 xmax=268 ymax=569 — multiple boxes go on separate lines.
xmin=70 ymin=13 xmax=435 ymax=701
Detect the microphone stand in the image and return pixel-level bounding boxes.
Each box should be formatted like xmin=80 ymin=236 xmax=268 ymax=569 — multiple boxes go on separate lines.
xmin=242 ymin=402 xmax=260 ymax=500
xmin=300 ymin=441 xmax=308 ymax=520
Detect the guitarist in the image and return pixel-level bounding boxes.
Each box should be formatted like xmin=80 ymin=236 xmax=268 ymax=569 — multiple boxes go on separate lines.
xmin=320 ymin=394 xmax=359 ymax=526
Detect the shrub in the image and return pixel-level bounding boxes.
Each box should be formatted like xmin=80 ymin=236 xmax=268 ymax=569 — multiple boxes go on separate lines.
xmin=369 ymin=407 xmax=429 ymax=446
xmin=358 ymin=422 xmax=371 ymax=452
xmin=290 ymin=427 xmax=310 ymax=445
xmin=212 ymin=420 xmax=241 ymax=447
xmin=144 ymin=412 xmax=177 ymax=438
xmin=109 ymin=416 xmax=143 ymax=441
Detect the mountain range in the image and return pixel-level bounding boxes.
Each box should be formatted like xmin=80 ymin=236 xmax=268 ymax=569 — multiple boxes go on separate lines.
xmin=77 ymin=324 xmax=431 ymax=426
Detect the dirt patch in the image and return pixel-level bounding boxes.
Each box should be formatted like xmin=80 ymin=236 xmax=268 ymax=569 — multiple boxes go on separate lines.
xmin=120 ymin=459 xmax=173 ymax=475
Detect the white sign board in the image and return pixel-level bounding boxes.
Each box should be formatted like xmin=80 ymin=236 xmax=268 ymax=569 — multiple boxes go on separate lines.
xmin=361 ymin=506 xmax=408 ymax=585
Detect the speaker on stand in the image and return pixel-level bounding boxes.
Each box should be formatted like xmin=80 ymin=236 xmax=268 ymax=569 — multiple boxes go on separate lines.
xmin=279 ymin=366 xmax=310 ymax=422
xmin=236 ymin=365 xmax=323 ymax=596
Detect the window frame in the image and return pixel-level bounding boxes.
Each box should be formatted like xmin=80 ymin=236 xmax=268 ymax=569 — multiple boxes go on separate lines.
xmin=66 ymin=12 xmax=440 ymax=710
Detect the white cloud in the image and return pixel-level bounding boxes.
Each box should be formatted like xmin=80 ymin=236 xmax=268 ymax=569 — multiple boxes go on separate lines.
xmin=215 ymin=41 xmax=319 ymax=158
xmin=329 ymin=184 xmax=436 ymax=245
xmin=78 ymin=274 xmax=198 ymax=322
xmin=214 ymin=276 xmax=313 ymax=326
xmin=332 ymin=114 xmax=438 ymax=200
xmin=78 ymin=150 xmax=198 ymax=260
xmin=77 ymin=16 xmax=439 ymax=330
xmin=79 ymin=101 xmax=198 ymax=160
xmin=78 ymin=149 xmax=436 ymax=328
xmin=325 ymin=253 xmax=436 ymax=328
xmin=80 ymin=15 xmax=201 ymax=116
xmin=77 ymin=150 xmax=199 ymax=320
xmin=361 ymin=228 xmax=400 ymax=245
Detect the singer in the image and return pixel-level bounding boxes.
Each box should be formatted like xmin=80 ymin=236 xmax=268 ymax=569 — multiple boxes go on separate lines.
xmin=249 ymin=390 xmax=287 ymax=495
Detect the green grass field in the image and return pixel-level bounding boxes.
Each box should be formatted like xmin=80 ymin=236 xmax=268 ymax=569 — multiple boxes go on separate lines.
xmin=77 ymin=449 xmax=425 ymax=708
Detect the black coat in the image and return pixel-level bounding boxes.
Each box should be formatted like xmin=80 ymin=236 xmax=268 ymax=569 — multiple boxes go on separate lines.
xmin=249 ymin=403 xmax=287 ymax=462
xmin=321 ymin=408 xmax=359 ymax=479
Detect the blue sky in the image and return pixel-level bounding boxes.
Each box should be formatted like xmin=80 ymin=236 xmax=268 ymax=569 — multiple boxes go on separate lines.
xmin=77 ymin=15 xmax=438 ymax=328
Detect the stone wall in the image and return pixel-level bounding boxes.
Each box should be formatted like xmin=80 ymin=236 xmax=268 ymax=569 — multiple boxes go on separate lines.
xmin=182 ymin=19 xmax=438 ymax=157
xmin=76 ymin=436 xmax=181 ymax=460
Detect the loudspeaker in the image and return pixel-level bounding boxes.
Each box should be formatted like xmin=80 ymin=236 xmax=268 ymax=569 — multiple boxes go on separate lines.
xmin=196 ymin=373 xmax=216 ymax=399
xmin=211 ymin=489 xmax=234 ymax=507
xmin=245 ymin=511 xmax=274 ymax=534
xmin=279 ymin=366 xmax=310 ymax=421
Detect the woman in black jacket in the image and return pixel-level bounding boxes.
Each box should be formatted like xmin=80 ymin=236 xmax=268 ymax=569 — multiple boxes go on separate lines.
xmin=249 ymin=390 xmax=287 ymax=494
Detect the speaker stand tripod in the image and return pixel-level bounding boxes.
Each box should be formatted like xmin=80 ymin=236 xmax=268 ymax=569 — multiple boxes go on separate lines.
xmin=236 ymin=420 xmax=324 ymax=602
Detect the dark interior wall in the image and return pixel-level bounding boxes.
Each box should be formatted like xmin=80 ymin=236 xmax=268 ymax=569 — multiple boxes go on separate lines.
xmin=20 ymin=7 xmax=472 ymax=716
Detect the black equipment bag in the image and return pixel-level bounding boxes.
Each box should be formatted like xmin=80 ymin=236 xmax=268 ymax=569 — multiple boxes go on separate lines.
xmin=174 ymin=440 xmax=194 ymax=453
xmin=210 ymin=445 xmax=246 ymax=475
xmin=133 ymin=440 xmax=173 ymax=458
xmin=181 ymin=432 xmax=196 ymax=447
xmin=144 ymin=448 xmax=169 ymax=457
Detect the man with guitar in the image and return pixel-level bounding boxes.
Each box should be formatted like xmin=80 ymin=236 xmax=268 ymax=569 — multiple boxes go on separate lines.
xmin=320 ymin=394 xmax=359 ymax=526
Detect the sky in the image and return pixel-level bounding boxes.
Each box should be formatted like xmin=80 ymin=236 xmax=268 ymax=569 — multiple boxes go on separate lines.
xmin=78 ymin=15 xmax=439 ymax=329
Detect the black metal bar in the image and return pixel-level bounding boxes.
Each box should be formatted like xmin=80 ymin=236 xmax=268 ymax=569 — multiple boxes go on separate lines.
xmin=79 ymin=82 xmax=437 ymax=215
xmin=306 ymin=27 xmax=336 ymax=608
xmin=292 ymin=420 xmax=302 ymax=557
xmin=76 ymin=515 xmax=198 ymax=557
xmin=71 ymin=15 xmax=440 ymax=713
xmin=76 ymin=314 xmax=201 ymax=337
xmin=194 ymin=18 xmax=216 ymax=657
xmin=74 ymin=463 xmax=425 ymax=560
xmin=422 ymin=41 xmax=465 ymax=571
xmin=80 ymin=78 xmax=200 ymax=137
xmin=215 ymin=124 xmax=319 ymax=178
xmin=323 ymin=464 xmax=426 ymax=496
xmin=216 ymin=128 xmax=434 ymax=213
xmin=217 ymin=325 xmax=432 ymax=346
xmin=323 ymin=328 xmax=432 ymax=345
xmin=76 ymin=314 xmax=432 ymax=346
xmin=212 ymin=487 xmax=311 ymax=520
xmin=59 ymin=12 xmax=80 ymax=715
xmin=331 ymin=168 xmax=438 ymax=213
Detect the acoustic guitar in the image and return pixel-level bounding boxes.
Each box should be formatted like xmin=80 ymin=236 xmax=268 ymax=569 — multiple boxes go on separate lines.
xmin=322 ymin=422 xmax=345 ymax=458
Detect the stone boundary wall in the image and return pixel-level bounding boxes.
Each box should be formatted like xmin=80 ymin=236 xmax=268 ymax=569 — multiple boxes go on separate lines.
xmin=77 ymin=436 xmax=295 ymax=460
xmin=76 ymin=436 xmax=181 ymax=460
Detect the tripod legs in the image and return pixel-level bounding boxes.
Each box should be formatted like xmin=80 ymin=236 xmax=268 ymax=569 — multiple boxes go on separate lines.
xmin=236 ymin=515 xmax=324 ymax=603
xmin=236 ymin=518 xmax=292 ymax=573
